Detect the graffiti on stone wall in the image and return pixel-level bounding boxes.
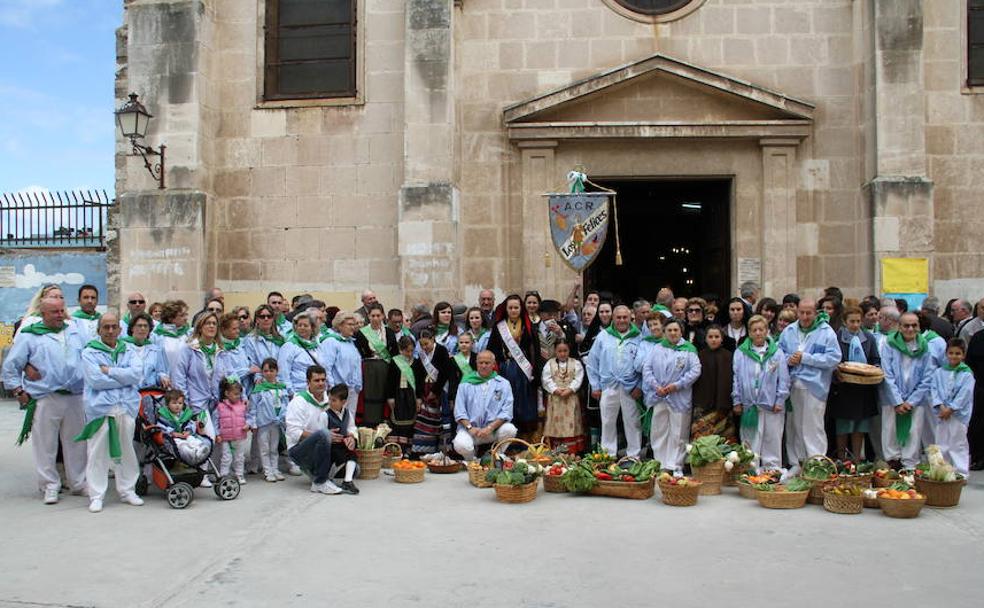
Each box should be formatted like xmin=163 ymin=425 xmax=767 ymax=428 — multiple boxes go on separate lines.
xmin=0 ymin=252 xmax=107 ymax=329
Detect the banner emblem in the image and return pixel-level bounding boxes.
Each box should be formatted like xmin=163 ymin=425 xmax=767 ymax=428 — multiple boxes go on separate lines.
xmin=547 ymin=192 xmax=612 ymax=272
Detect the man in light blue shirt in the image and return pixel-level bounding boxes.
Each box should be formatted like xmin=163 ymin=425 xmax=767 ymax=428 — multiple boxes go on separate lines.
xmin=586 ymin=305 xmax=643 ymax=458
xmin=453 ymin=351 xmax=517 ymax=460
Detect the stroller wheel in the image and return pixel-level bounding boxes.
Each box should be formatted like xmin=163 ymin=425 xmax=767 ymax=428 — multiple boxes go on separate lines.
xmin=166 ymin=482 xmax=195 ymax=509
xmin=135 ymin=474 xmax=149 ymax=497
xmin=214 ymin=476 xmax=241 ymax=501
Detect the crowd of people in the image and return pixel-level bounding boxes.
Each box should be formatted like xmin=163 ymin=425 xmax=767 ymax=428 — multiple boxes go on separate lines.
xmin=2 ymin=280 xmax=982 ymax=512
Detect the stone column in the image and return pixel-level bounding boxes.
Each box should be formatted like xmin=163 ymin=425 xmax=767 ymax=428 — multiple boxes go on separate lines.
xmin=864 ymin=0 xmax=934 ymax=291
xmin=398 ymin=0 xmax=459 ymax=306
xmin=759 ymin=139 xmax=799 ymax=298
xmin=112 ymin=0 xmax=215 ymax=305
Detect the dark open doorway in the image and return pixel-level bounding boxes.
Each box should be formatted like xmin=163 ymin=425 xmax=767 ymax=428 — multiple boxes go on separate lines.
xmin=583 ymin=178 xmax=732 ymax=304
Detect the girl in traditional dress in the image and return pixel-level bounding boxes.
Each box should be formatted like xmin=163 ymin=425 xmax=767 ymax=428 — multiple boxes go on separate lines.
xmin=541 ymin=340 xmax=584 ymax=453
xmin=690 ymin=325 xmax=737 ymax=442
xmin=488 ymin=294 xmax=542 ymax=440
xmin=448 ymin=332 xmax=478 ymax=409
xmin=354 ymin=303 xmax=398 ymax=427
xmin=411 ymin=330 xmax=452 ymax=456
xmin=465 ymin=306 xmax=490 ymax=353
xmin=432 ymin=301 xmax=459 ymax=355
xmin=386 ymin=336 xmax=425 ymax=454
xmin=827 ymin=306 xmax=881 ymax=460
xmin=525 ymin=291 xmax=542 ymax=328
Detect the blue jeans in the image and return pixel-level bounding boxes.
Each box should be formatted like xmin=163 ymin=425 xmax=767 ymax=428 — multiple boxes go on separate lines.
xmin=288 ymin=430 xmax=332 ymax=484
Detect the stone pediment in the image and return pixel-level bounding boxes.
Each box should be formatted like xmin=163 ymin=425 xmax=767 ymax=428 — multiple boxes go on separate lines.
xmin=504 ymin=53 xmax=814 ymax=141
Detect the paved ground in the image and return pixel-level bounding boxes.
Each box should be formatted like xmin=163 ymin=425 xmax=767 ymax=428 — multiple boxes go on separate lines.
xmin=0 ymin=399 xmax=982 ymax=608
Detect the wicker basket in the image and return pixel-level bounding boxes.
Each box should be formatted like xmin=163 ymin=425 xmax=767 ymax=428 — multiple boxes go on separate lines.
xmin=822 ymin=489 xmax=864 ymax=514
xmin=658 ymin=480 xmax=701 ymax=507
xmin=723 ymin=464 xmax=749 ymax=487
xmin=838 ymin=473 xmax=872 ymax=488
xmin=757 ymin=489 xmax=809 ymax=509
xmin=355 ymin=447 xmax=384 ymax=480
xmin=803 ymin=455 xmax=838 ymax=504
xmin=542 ymin=474 xmax=568 ymax=493
xmin=736 ymin=481 xmax=758 ymax=499
xmin=838 ymin=371 xmax=884 ymax=385
xmin=468 ymin=464 xmax=494 ymax=488
xmin=878 ymin=496 xmax=927 ymax=518
xmin=394 ymin=466 xmax=425 ymax=484
xmin=589 ymin=477 xmax=656 ymax=500
xmin=427 ymin=461 xmax=463 ymax=474
xmin=380 ymin=442 xmax=403 ymax=470
xmin=494 ymin=481 xmax=538 ymax=503
xmin=872 ymin=475 xmax=898 ymax=488
xmin=690 ymin=460 xmax=725 ymax=495
xmin=914 ymin=477 xmax=966 ymax=508
xmin=524 ymin=442 xmax=555 ymax=468
xmin=863 ymin=495 xmax=881 ymax=509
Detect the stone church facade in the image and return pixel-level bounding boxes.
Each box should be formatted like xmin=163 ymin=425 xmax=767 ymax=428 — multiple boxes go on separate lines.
xmin=112 ymin=0 xmax=984 ymax=309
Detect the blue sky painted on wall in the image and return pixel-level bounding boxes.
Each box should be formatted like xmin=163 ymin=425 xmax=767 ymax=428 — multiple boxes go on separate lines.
xmin=0 ymin=0 xmax=119 ymax=195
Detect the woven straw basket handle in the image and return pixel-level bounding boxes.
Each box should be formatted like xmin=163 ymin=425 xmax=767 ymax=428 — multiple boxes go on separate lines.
xmin=491 ymin=437 xmax=534 ymax=468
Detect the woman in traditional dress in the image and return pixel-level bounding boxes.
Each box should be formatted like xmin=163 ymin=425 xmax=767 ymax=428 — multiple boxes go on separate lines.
xmin=488 ymin=294 xmax=541 ymax=440
xmin=411 ymin=329 xmax=452 ymax=456
xmin=827 ymin=306 xmax=881 ymax=460
xmin=152 ymin=300 xmax=190 ymax=374
xmin=525 ymin=291 xmax=542 ymax=329
xmin=354 ymin=303 xmax=398 ymax=426
xmin=385 ymin=336 xmax=425 ymax=454
xmin=464 ymin=306 xmax=490 ymax=353
xmin=432 ymin=301 xmax=459 ymax=355
xmin=245 ymin=304 xmax=284 ymax=387
xmin=724 ymin=297 xmax=749 ymax=351
xmin=690 ymin=325 xmax=737 ymax=442
xmin=541 ymin=340 xmax=584 ymax=453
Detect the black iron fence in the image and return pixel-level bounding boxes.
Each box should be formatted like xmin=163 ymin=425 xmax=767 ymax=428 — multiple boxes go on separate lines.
xmin=0 ymin=190 xmax=113 ymax=249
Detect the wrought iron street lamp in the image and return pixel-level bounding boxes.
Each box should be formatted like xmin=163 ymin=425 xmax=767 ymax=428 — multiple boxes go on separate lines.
xmin=115 ymin=93 xmax=166 ymax=189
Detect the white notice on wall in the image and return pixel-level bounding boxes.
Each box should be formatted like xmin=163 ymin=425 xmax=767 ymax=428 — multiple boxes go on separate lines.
xmin=0 ymin=266 xmax=14 ymax=288
xmin=737 ymin=257 xmax=761 ymax=285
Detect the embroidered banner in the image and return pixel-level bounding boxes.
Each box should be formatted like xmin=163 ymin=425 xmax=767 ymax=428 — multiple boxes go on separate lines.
xmin=547 ymin=192 xmax=612 ymax=272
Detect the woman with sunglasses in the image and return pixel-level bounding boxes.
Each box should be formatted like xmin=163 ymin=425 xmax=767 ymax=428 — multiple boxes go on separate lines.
xmin=245 ymin=304 xmax=285 ymax=387
xmin=684 ymin=297 xmax=708 ymax=351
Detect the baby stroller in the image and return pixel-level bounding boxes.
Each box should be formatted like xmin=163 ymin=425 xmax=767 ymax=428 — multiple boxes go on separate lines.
xmin=134 ymin=389 xmax=241 ymax=509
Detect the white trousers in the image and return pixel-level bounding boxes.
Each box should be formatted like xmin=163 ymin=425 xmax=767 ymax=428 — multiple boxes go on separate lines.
xmin=600 ymin=386 xmax=641 ymax=458
xmin=452 ymin=423 xmax=518 ymax=460
xmin=219 ymin=435 xmax=251 ymax=477
xmin=933 ymin=417 xmax=970 ymax=476
xmin=256 ymin=423 xmax=282 ymax=475
xmin=880 ymin=404 xmax=924 ymax=467
xmin=649 ymin=402 xmax=691 ymax=473
xmin=85 ymin=413 xmax=139 ymax=502
xmin=344 ymin=391 xmax=359 ymax=418
xmin=917 ymin=405 xmax=937 ymax=452
xmin=868 ymin=410 xmax=884 ymax=462
xmin=742 ymin=407 xmax=785 ymax=472
xmin=785 ymin=383 xmax=826 ymax=467
xmin=32 ymin=393 xmax=87 ymax=493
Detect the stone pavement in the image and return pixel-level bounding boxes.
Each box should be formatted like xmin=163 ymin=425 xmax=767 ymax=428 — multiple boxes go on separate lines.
xmin=0 ymin=400 xmax=982 ymax=608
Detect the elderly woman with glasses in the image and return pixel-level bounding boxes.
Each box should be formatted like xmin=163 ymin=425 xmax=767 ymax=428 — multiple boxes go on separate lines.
xmin=683 ymin=297 xmax=708 ymax=350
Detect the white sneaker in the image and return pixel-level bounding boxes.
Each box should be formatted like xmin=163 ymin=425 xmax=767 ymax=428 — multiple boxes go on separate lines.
xmin=265 ymin=474 xmax=278 ymax=483
xmin=288 ymin=464 xmax=302 ymax=476
xmin=200 ymin=477 xmax=213 ymax=488
xmin=237 ymin=475 xmax=247 ymax=485
xmin=43 ymin=487 xmax=59 ymax=504
xmin=310 ymin=481 xmax=342 ymax=495
xmin=88 ymin=498 xmax=103 ymax=513
xmin=274 ymin=471 xmax=285 ymax=481
xmin=120 ymin=494 xmax=144 ymax=506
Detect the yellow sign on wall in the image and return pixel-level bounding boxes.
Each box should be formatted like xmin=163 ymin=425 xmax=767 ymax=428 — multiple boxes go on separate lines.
xmin=881 ymin=258 xmax=928 ymax=294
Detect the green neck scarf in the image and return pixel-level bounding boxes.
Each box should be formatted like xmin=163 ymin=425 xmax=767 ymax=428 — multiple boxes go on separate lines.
xmin=886 ymin=330 xmax=928 ymax=358
xmin=658 ymin=337 xmax=698 ymax=353
xmin=290 ymin=334 xmax=319 ymax=351
xmin=74 ymin=417 xmax=122 ymax=462
xmin=461 ymin=371 xmax=499 ymax=385
xmin=253 ymin=381 xmax=287 ymax=393
xmin=86 ymin=339 xmax=126 ymax=363
xmin=922 ymin=329 xmax=941 ymax=342
xmin=436 ymin=324 xmax=451 ymax=335
xmin=199 ymin=341 xmax=218 ymax=368
xmin=470 ymin=328 xmax=487 ymax=340
xmin=256 ymin=331 xmax=285 ymax=347
xmin=71 ymin=309 xmax=100 ymax=321
xmin=738 ymin=337 xmax=779 ymax=364
xmin=120 ymin=335 xmax=151 ymax=347
xmin=154 ymin=323 xmax=189 ymax=338
xmin=798 ymin=311 xmax=830 ymax=335
xmin=157 ymin=405 xmax=196 ymax=429
xmin=122 ymin=312 xmax=132 ymax=325
xmin=652 ymin=304 xmax=669 ymax=313
xmin=643 ymin=335 xmax=660 ymax=343
xmin=604 ymin=323 xmax=641 ymax=344
xmin=453 ymin=352 xmax=472 ymax=376
xmin=393 ymin=355 xmax=417 ymax=392
xmin=222 ymin=337 xmax=241 ymax=351
xmin=944 ymin=362 xmax=971 ymax=373
xmin=298 ymin=390 xmax=327 ymax=409
xmin=276 ymin=313 xmax=287 ymax=326
xmin=20 ymin=321 xmax=66 ymax=336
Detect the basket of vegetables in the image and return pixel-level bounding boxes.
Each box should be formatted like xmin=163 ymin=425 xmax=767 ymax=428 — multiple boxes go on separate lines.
xmin=872 ymin=466 xmax=902 ymax=488
xmin=380 ymin=442 xmax=403 ymax=470
xmin=877 ymin=487 xmax=927 ymax=518
xmin=914 ymin=454 xmax=966 ymax=508
xmin=583 ymin=447 xmax=615 ymax=467
xmin=523 ymin=442 xmax=556 ymax=467
xmin=687 ymin=435 xmax=727 ymax=495
xmin=836 ymin=457 xmax=874 ymax=488
xmin=862 ymin=487 xmax=882 ymax=508
xmin=802 ymin=455 xmax=838 ymax=504
xmin=587 ymin=458 xmax=661 ymax=500
xmin=737 ymin=471 xmax=781 ymax=499
xmin=468 ymin=462 xmax=494 ymax=488
xmin=355 ymin=425 xmax=391 ymax=480
xmin=543 ymin=462 xmax=569 ymax=493
xmin=721 ymin=443 xmax=755 ymax=486
xmin=822 ymin=483 xmax=863 ymax=514
xmin=755 ymin=477 xmax=811 ymax=509
xmin=657 ymin=472 xmax=702 ymax=507
xmin=487 ymin=438 xmax=542 ymax=504
xmin=392 ymin=459 xmax=427 ymax=483
xmin=422 ymin=452 xmax=463 ymax=474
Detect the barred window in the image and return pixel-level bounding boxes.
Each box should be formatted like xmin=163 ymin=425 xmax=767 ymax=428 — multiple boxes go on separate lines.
xmin=971 ymin=0 xmax=984 ymax=86
xmin=264 ymin=0 xmax=357 ymax=100
xmin=611 ymin=0 xmax=695 ymax=16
